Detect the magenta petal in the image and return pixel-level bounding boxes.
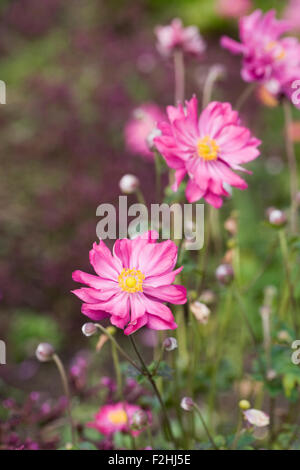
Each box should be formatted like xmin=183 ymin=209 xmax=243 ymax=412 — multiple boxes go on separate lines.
xmin=143 ymin=285 xmax=187 ymax=305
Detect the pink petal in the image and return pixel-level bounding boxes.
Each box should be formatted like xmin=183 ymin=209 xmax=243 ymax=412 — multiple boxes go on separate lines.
xmin=143 ymin=284 xmax=187 ymax=304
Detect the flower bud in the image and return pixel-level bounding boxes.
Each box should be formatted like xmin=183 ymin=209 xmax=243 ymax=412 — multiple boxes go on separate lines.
xmin=146 ymin=127 xmax=162 ymax=151
xmin=82 ymin=322 xmax=97 ymax=337
xmin=35 ymin=343 xmax=55 ymax=362
xmin=106 ymin=326 xmax=116 ymax=336
xmin=190 ymin=301 xmax=211 ymax=324
xmin=199 ymin=289 xmax=216 ymax=305
xmin=131 ymin=410 xmax=148 ymax=430
xmin=119 ymin=174 xmax=140 ymax=194
xmin=267 ymin=208 xmax=287 ymax=227
xmin=163 ymin=337 xmax=178 ymax=352
xmin=243 ymin=409 xmax=270 ymax=427
xmin=180 ymin=396 xmax=194 ymax=411
xmin=215 ymin=263 xmax=234 ymax=285
xmin=239 ymin=399 xmax=251 ymax=410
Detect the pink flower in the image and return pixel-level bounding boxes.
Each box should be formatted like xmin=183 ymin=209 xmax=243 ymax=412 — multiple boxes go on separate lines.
xmin=155 ymin=18 xmax=206 ymax=58
xmin=87 ymin=402 xmax=150 ymax=436
xmin=124 ymin=104 xmax=165 ymax=160
xmin=217 ymin=0 xmax=251 ymax=19
xmin=284 ymin=0 xmax=300 ymax=33
xmin=221 ymin=9 xmax=300 ymax=98
xmin=154 ymin=96 xmax=261 ymax=208
xmin=72 ymin=231 xmax=186 ymax=335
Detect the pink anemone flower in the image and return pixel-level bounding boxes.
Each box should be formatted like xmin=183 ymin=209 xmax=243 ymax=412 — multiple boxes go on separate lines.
xmin=124 ymin=103 xmax=165 ymax=160
xmin=155 ymin=18 xmax=206 ymax=58
xmin=154 ymin=96 xmax=261 ymax=208
xmin=87 ymin=402 xmax=150 ymax=436
xmin=72 ymin=231 xmax=186 ymax=335
xmin=221 ymin=9 xmax=300 ymax=98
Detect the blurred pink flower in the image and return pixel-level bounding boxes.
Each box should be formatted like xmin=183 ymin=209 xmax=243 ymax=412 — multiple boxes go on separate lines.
xmin=221 ymin=9 xmax=300 ymax=99
xmin=284 ymin=0 xmax=300 ymax=32
xmin=72 ymin=231 xmax=186 ymax=335
xmin=217 ymin=0 xmax=251 ymax=18
xmin=155 ymin=18 xmax=206 ymax=57
xmin=87 ymin=402 xmax=150 ymax=436
xmin=154 ymin=96 xmax=261 ymax=208
xmin=124 ymin=104 xmax=165 ymax=160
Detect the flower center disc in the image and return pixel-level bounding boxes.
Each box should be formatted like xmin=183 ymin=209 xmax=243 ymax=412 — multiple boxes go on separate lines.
xmin=118 ymin=268 xmax=145 ymax=293
xmin=265 ymin=41 xmax=285 ymax=60
xmin=108 ymin=410 xmax=128 ymax=425
xmin=197 ymin=136 xmax=219 ymax=160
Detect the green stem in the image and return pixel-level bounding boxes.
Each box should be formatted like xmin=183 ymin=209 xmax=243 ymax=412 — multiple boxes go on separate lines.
xmin=283 ymin=99 xmax=298 ymax=233
xmin=193 ymin=403 xmax=218 ymax=450
xmin=52 ymin=354 xmax=77 ymax=447
xmin=129 ymin=335 xmax=177 ymax=447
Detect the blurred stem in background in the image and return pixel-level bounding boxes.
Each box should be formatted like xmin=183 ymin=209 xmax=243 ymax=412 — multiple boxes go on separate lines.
xmin=235 ymin=83 xmax=256 ymax=111
xmin=283 ymin=99 xmax=298 ymax=234
xmin=52 ymin=353 xmax=77 ymax=447
xmin=174 ymin=49 xmax=185 ymax=104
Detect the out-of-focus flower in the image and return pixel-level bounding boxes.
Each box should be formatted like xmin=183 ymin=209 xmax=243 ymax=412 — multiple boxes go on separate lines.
xmin=119 ymin=174 xmax=140 ymax=194
xmin=69 ymin=355 xmax=88 ymax=391
xmin=155 ymin=18 xmax=206 ymax=58
xmin=124 ymin=104 xmax=165 ymax=160
xmin=243 ymin=409 xmax=270 ymax=427
xmin=215 ymin=264 xmax=234 ymax=285
xmin=267 ymin=208 xmax=287 ymax=227
xmin=87 ymin=403 xmax=150 ymax=436
xmin=217 ymin=0 xmax=251 ymax=19
xmin=163 ymin=336 xmax=178 ymax=351
xmin=155 ymin=97 xmax=260 ymax=207
xmin=131 ymin=409 xmax=149 ymax=431
xmin=82 ymin=322 xmax=97 ymax=337
xmin=257 ymin=84 xmax=279 ymax=108
xmin=35 ymin=343 xmax=54 ymax=362
xmin=284 ymin=0 xmax=300 ymax=33
xmin=72 ymin=231 xmax=186 ymax=335
xmin=239 ymin=399 xmax=251 ymax=410
xmin=221 ymin=9 xmax=300 ymax=102
xmin=180 ymin=397 xmax=194 ymax=411
xmin=190 ymin=301 xmax=211 ymax=324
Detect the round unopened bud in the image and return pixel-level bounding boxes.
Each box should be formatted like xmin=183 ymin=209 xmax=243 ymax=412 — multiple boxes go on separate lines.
xmin=131 ymin=410 xmax=148 ymax=430
xmin=82 ymin=323 xmax=97 ymax=337
xmin=215 ymin=264 xmax=234 ymax=285
xmin=267 ymin=208 xmax=287 ymax=227
xmin=180 ymin=397 xmax=194 ymax=411
xmin=199 ymin=289 xmax=216 ymax=305
xmin=36 ymin=343 xmax=55 ymax=362
xmin=163 ymin=337 xmax=178 ymax=352
xmin=146 ymin=127 xmax=162 ymax=151
xmin=277 ymin=330 xmax=291 ymax=343
xmin=119 ymin=174 xmax=140 ymax=194
xmin=106 ymin=326 xmax=116 ymax=336
xmin=266 ymin=369 xmax=277 ymax=381
xmin=190 ymin=301 xmax=211 ymax=324
xmin=239 ymin=399 xmax=251 ymax=411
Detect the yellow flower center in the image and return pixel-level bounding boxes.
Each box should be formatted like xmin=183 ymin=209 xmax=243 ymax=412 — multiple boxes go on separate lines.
xmin=108 ymin=409 xmax=128 ymax=425
xmin=196 ymin=136 xmax=219 ymax=161
xmin=118 ymin=268 xmax=145 ymax=293
xmin=265 ymin=41 xmax=285 ymax=60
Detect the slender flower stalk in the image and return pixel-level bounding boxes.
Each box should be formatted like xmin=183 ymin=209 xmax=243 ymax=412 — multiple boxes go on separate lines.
xmin=283 ymin=99 xmax=298 ymax=233
xmin=129 ymin=335 xmax=177 ymax=446
xmin=192 ymin=402 xmax=218 ymax=450
xmin=52 ymin=353 xmax=77 ymax=447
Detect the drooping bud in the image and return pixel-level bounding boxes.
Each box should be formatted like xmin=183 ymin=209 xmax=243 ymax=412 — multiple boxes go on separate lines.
xmin=180 ymin=396 xmax=194 ymax=411
xmin=131 ymin=409 xmax=149 ymax=430
xmin=119 ymin=174 xmax=140 ymax=194
xmin=35 ymin=343 xmax=55 ymax=362
xmin=215 ymin=263 xmax=234 ymax=285
xmin=267 ymin=208 xmax=287 ymax=227
xmin=243 ymin=409 xmax=270 ymax=427
xmin=239 ymin=399 xmax=251 ymax=411
xmin=163 ymin=337 xmax=178 ymax=352
xmin=146 ymin=127 xmax=162 ymax=151
xmin=82 ymin=323 xmax=97 ymax=337
xmin=190 ymin=301 xmax=211 ymax=324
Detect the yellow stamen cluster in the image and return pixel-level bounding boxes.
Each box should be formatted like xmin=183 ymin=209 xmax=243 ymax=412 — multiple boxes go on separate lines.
xmin=266 ymin=41 xmax=285 ymax=60
xmin=118 ymin=268 xmax=145 ymax=293
xmin=196 ymin=136 xmax=219 ymax=161
xmin=108 ymin=410 xmax=128 ymax=425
